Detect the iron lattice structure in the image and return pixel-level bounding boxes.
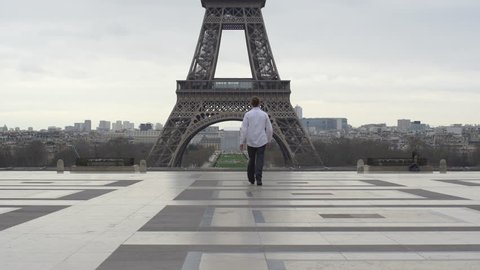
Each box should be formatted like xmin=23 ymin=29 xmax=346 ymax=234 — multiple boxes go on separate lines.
xmin=148 ymin=0 xmax=322 ymax=167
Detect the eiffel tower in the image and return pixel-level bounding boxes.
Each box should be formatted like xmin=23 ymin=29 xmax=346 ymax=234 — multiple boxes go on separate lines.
xmin=148 ymin=0 xmax=321 ymax=167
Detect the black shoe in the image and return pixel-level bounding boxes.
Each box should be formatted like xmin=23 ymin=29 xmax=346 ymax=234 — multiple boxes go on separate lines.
xmin=248 ymin=180 xmax=255 ymax=184
xmin=257 ymin=182 xmax=262 ymax=186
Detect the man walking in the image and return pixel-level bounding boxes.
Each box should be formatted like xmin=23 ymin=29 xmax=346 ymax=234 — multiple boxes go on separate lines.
xmin=240 ymin=97 xmax=273 ymax=186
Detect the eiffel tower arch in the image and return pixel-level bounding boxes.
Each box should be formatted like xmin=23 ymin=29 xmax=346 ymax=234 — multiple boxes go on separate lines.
xmin=148 ymin=0 xmax=322 ymax=167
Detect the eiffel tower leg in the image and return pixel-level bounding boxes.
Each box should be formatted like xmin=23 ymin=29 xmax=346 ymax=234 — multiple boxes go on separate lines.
xmin=245 ymin=23 xmax=280 ymax=80
xmin=187 ymin=8 xmax=223 ymax=80
xmin=147 ymin=99 xmax=198 ymax=167
xmin=265 ymin=99 xmax=323 ymax=167
xmin=148 ymin=93 xmax=251 ymax=167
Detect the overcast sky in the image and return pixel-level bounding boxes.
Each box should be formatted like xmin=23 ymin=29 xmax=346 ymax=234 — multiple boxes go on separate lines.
xmin=1 ymin=0 xmax=479 ymax=130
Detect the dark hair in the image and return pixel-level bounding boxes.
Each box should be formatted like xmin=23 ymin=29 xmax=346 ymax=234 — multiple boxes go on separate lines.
xmin=251 ymin=96 xmax=260 ymax=107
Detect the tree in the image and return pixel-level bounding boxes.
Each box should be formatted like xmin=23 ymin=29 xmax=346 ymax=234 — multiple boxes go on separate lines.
xmin=472 ymin=146 xmax=480 ymax=166
xmin=313 ymin=138 xmax=405 ymax=167
xmin=0 ymin=145 xmax=13 ymax=167
xmin=95 ymin=138 xmax=152 ymax=162
xmin=182 ymin=145 xmax=215 ymax=167
xmin=14 ymin=141 xmax=48 ymax=167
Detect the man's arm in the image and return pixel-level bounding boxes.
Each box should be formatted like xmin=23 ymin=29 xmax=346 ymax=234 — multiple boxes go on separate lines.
xmin=266 ymin=114 xmax=273 ymax=143
xmin=239 ymin=113 xmax=248 ymax=151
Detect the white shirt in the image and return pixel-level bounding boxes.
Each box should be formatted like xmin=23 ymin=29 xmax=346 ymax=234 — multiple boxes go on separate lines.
xmin=240 ymin=107 xmax=273 ymax=147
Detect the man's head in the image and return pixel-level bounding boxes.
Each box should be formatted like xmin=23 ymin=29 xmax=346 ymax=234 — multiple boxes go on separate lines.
xmin=250 ymin=96 xmax=260 ymax=107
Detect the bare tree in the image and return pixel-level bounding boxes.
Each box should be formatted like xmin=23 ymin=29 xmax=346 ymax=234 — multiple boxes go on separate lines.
xmin=182 ymin=145 xmax=215 ymax=167
xmin=0 ymin=145 xmax=14 ymax=167
xmin=14 ymin=141 xmax=48 ymax=167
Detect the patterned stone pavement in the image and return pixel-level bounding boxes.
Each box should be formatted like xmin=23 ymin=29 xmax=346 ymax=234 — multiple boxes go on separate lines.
xmin=1 ymin=171 xmax=480 ymax=269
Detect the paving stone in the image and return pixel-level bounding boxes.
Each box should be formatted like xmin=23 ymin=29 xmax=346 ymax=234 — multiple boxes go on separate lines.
xmin=1 ymin=172 xmax=480 ymax=269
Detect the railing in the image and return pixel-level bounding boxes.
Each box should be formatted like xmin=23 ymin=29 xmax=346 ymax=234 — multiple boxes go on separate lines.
xmin=366 ymin=158 xmax=428 ymax=166
xmin=177 ymin=80 xmax=291 ymax=92
xmin=75 ymin=158 xmax=134 ymax=167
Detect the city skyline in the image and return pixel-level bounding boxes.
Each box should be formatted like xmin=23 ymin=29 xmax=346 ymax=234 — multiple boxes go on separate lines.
xmin=1 ymin=0 xmax=479 ymax=129
xmin=1 ymin=116 xmax=478 ymax=132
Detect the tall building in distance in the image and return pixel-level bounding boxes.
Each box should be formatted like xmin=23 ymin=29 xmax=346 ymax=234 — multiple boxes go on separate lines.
xmin=139 ymin=123 xmax=153 ymax=131
xmin=301 ymin=118 xmax=348 ymax=134
xmin=221 ymin=130 xmax=241 ymax=152
xmin=411 ymin=121 xmax=428 ymax=132
xmin=73 ymin=122 xmax=84 ymax=132
xmin=84 ymin=120 xmax=92 ymax=132
xmin=112 ymin=121 xmax=123 ymax=131
xmin=397 ymin=119 xmax=428 ymax=132
xmin=294 ymin=105 xmax=303 ymax=119
xmin=123 ymin=121 xmax=134 ymax=131
xmin=66 ymin=120 xmax=92 ymax=132
xmin=397 ymin=119 xmax=411 ymax=132
xmin=111 ymin=120 xmax=135 ymax=131
xmin=190 ymin=126 xmax=220 ymax=145
xmin=97 ymin=120 xmax=111 ymax=132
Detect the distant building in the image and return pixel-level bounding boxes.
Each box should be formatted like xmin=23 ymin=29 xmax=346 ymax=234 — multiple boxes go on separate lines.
xmin=397 ymin=119 xmax=411 ymax=132
xmin=112 ymin=120 xmax=123 ymax=131
xmin=131 ymin=130 xmax=162 ymax=144
xmin=123 ymin=121 xmax=134 ymax=131
xmin=84 ymin=120 xmax=92 ymax=132
xmin=294 ymin=105 xmax=303 ymax=119
xmin=190 ymin=126 xmax=221 ymax=145
xmin=65 ymin=126 xmax=75 ymax=132
xmin=139 ymin=123 xmax=153 ymax=131
xmin=222 ymin=130 xmax=240 ymax=152
xmin=154 ymin=123 xmax=163 ymax=131
xmin=198 ymin=136 xmax=221 ymax=150
xmin=97 ymin=120 xmax=111 ymax=132
xmin=359 ymin=123 xmax=388 ymax=133
xmin=73 ymin=123 xmax=84 ymax=132
xmin=1 ymin=125 xmax=7 ymax=132
xmin=446 ymin=125 xmax=463 ymax=135
xmin=111 ymin=120 xmax=134 ymax=131
xmin=435 ymin=125 xmax=463 ymax=136
xmin=411 ymin=121 xmax=428 ymax=132
xmin=100 ymin=130 xmax=162 ymax=144
xmin=301 ymin=118 xmax=348 ymax=134
xmin=68 ymin=120 xmax=92 ymax=132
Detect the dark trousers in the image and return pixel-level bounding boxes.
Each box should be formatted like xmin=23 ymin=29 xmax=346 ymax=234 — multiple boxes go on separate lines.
xmin=247 ymin=145 xmax=266 ymax=183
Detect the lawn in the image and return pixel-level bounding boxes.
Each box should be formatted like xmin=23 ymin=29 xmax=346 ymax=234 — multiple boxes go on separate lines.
xmin=214 ymin=153 xmax=248 ymax=168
